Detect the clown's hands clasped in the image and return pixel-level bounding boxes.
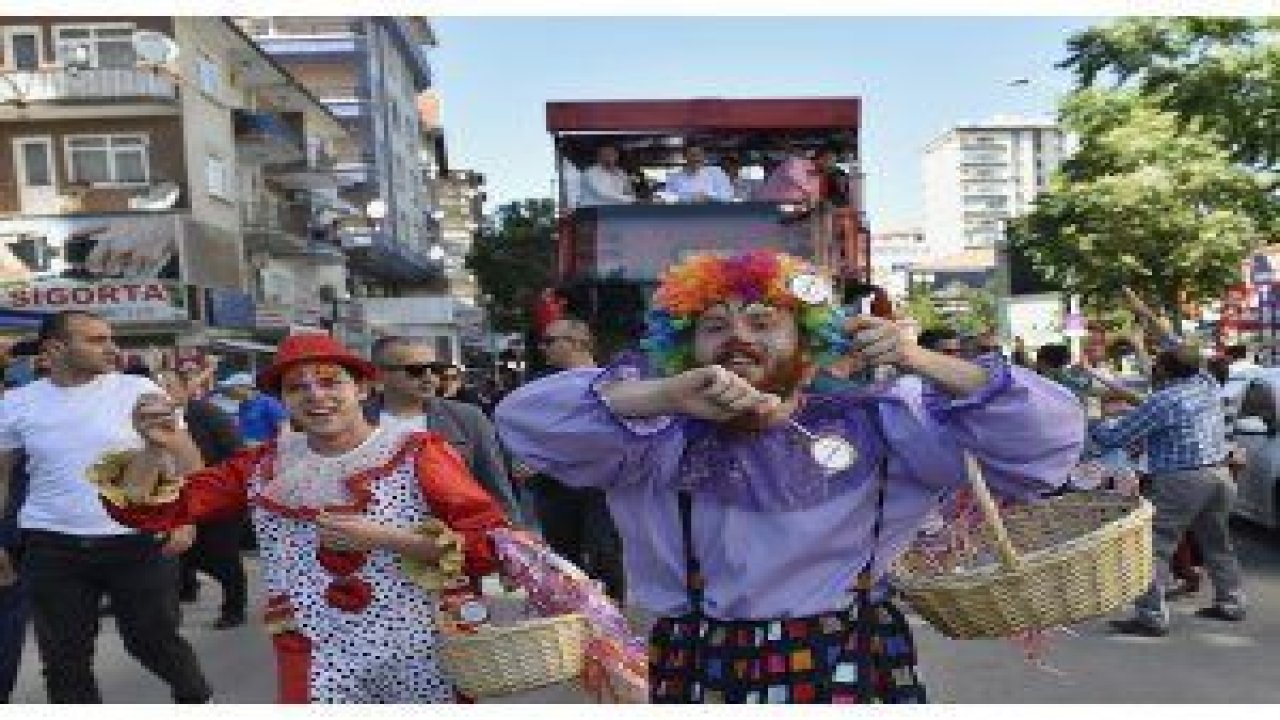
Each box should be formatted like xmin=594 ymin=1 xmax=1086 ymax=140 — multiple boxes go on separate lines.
xmin=664 ymin=364 xmax=784 ymax=422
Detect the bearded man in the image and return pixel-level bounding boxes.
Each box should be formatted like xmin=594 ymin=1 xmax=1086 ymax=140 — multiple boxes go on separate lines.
xmin=94 ymin=334 xmax=509 ymax=703
xmin=495 ymin=250 xmax=1085 ymax=704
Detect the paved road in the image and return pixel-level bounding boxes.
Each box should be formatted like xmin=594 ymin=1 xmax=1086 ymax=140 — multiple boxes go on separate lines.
xmin=10 ymin=520 xmax=1279 ymax=703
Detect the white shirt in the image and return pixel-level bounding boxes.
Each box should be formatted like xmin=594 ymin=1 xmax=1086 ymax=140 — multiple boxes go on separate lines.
xmin=664 ymin=166 xmax=734 ymax=202
xmin=578 ymin=164 xmax=635 ymax=207
xmin=378 ymin=411 xmax=429 ymax=433
xmin=0 ymin=373 xmax=163 ymax=536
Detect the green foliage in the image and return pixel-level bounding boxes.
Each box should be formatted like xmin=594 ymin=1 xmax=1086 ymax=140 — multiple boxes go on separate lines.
xmin=1012 ymin=87 xmax=1269 ymax=318
xmin=1060 ymin=17 xmax=1280 ymax=173
xmin=465 ymin=198 xmax=558 ymax=333
xmin=951 ymin=284 xmax=999 ymax=336
xmin=903 ymin=286 xmax=944 ymax=330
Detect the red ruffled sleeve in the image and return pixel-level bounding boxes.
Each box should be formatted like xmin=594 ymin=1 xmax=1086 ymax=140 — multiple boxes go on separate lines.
xmin=413 ymin=433 xmax=510 ymax=578
xmin=103 ymin=444 xmax=273 ymax=533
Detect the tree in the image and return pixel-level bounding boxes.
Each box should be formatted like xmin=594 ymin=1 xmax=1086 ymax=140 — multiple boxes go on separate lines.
xmin=1010 ymin=88 xmax=1269 ymax=319
xmin=902 ymin=286 xmax=944 ymax=331
xmin=951 ymin=283 xmax=999 ymax=336
xmin=1060 ymin=17 xmax=1280 ymax=177
xmin=465 ymin=198 xmax=558 ymax=334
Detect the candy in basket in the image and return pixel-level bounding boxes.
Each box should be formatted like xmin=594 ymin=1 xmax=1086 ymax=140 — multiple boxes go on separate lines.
xmin=438 ymin=529 xmax=648 ymax=701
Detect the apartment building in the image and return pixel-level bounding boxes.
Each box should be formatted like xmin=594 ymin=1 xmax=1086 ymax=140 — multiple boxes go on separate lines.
xmin=922 ymin=117 xmax=1066 ymax=258
xmin=1 ymin=17 xmax=349 ymax=363
xmin=234 ymin=16 xmax=442 ymax=303
xmin=868 ymin=227 xmax=931 ymax=300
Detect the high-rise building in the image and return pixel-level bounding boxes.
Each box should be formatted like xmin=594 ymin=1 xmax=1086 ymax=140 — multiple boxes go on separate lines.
xmin=234 ymin=16 xmax=442 ymax=301
xmin=922 ymin=117 xmax=1065 ymax=257
xmin=1 ymin=16 xmax=347 ymax=368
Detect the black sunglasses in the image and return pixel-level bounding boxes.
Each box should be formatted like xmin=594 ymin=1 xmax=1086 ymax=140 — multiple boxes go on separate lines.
xmin=383 ymin=364 xmax=435 ymax=378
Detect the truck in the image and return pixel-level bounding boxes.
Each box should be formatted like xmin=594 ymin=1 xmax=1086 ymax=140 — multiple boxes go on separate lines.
xmin=542 ymin=97 xmax=873 ymax=358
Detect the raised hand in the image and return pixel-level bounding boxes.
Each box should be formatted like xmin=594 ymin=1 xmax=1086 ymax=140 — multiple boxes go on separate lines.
xmin=843 ymin=314 xmax=914 ymax=370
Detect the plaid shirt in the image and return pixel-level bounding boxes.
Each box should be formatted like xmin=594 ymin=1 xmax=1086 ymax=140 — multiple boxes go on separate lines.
xmin=1090 ymin=372 xmax=1228 ymax=474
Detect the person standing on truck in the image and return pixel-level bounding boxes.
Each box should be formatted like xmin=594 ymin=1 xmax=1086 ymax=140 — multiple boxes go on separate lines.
xmin=579 ymin=144 xmax=636 ymax=207
xmin=664 ymin=143 xmax=734 ymax=203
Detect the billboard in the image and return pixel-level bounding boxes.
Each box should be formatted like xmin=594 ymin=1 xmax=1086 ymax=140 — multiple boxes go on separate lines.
xmin=0 ymin=212 xmax=182 ymax=284
xmin=0 ymin=279 xmax=190 ymax=324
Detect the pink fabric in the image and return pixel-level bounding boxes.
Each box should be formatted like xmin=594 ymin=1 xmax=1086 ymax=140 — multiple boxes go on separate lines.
xmin=754 ymin=156 xmax=820 ymax=202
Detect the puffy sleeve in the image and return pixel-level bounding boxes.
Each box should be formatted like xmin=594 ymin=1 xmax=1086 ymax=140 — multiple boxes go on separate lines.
xmin=414 ymin=435 xmax=510 ymax=578
xmin=98 ymin=444 xmax=269 ymax=533
xmin=494 ymin=363 xmax=679 ymax=490
xmin=881 ymin=354 xmax=1085 ymax=500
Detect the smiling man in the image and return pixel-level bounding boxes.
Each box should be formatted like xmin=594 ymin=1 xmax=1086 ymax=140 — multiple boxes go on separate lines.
xmin=94 ymin=334 xmax=509 ymax=703
xmin=497 ymin=250 xmax=1085 ymax=704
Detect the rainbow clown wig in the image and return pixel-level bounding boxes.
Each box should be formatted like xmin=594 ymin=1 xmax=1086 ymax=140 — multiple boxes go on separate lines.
xmin=640 ymin=249 xmax=852 ymax=376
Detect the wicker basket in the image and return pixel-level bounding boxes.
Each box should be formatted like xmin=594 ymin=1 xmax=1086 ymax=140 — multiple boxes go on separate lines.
xmin=892 ymin=454 xmax=1154 ymax=639
xmin=441 ymin=613 xmax=589 ymax=698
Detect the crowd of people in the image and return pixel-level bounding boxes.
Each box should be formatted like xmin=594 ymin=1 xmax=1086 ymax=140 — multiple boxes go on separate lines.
xmin=0 ymin=248 xmax=1260 ymax=704
xmin=574 ymin=141 xmax=851 ymax=207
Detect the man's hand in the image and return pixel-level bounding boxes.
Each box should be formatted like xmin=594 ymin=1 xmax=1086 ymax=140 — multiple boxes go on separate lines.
xmin=159 ymin=525 xmax=196 ymax=557
xmin=662 ymin=365 xmax=782 ymax=422
xmin=843 ymin=315 xmax=914 ymax=371
xmin=0 ymin=548 xmax=16 ymax=588
xmin=132 ymin=393 xmax=184 ymax=450
xmin=315 ymin=511 xmax=396 ymax=553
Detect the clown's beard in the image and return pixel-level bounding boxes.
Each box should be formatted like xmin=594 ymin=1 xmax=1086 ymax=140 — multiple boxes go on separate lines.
xmin=717 ymin=349 xmax=813 ymax=433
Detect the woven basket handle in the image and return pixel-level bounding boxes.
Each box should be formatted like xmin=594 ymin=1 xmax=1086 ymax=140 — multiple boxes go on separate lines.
xmin=964 ymin=453 xmax=1021 ymax=571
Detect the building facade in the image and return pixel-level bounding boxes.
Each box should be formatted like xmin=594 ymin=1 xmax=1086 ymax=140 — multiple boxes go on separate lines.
xmin=1 ymin=16 xmax=348 ymax=369
xmin=234 ymin=17 xmax=442 ymax=299
xmin=922 ymin=117 xmax=1066 ymax=257
xmin=868 ymin=227 xmax=930 ymax=300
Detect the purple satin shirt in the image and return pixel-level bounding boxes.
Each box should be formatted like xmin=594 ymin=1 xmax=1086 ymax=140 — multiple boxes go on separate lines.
xmin=495 ymin=357 xmax=1084 ymax=620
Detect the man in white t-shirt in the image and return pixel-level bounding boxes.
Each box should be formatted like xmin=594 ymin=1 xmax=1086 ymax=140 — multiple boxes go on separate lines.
xmin=664 ymin=143 xmax=734 ymax=203
xmin=578 ymin=144 xmax=636 ymax=207
xmin=0 ymin=310 xmax=210 ymax=703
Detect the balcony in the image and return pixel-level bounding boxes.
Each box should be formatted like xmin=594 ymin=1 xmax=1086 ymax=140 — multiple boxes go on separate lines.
xmin=241 ymin=200 xmax=309 ymax=254
xmin=339 ymin=228 xmax=441 ymax=283
xmin=267 ymin=140 xmax=341 ymax=190
xmin=0 ymin=69 xmax=177 ymax=114
xmin=234 ymin=110 xmax=305 ymax=166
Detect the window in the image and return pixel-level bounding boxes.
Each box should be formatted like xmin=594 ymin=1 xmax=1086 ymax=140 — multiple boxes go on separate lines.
xmin=205 ymin=155 xmax=232 ymax=201
xmin=5 ymin=27 xmax=42 ymax=70
xmin=65 ymin=134 xmax=148 ymax=185
xmin=55 ymin=24 xmax=136 ymax=69
xmin=196 ymin=55 xmax=221 ymax=96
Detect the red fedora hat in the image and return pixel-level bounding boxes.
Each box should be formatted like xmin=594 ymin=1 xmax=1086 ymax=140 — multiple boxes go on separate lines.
xmin=256 ymin=333 xmax=378 ymax=393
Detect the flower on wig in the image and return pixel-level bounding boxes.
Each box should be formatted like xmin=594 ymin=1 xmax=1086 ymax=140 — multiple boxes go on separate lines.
xmin=640 ymin=250 xmax=851 ymax=376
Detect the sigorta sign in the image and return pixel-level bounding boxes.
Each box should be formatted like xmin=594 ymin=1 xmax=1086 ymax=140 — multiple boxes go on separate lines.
xmin=0 ymin=281 xmax=189 ymax=324
xmin=5 ymin=282 xmax=174 ymax=307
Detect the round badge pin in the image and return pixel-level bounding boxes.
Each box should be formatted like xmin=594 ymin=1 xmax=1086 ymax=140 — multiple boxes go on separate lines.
xmin=458 ymin=599 xmax=490 ymax=625
xmin=810 ymin=435 xmax=857 ymax=473
xmin=788 ymin=273 xmax=833 ymax=305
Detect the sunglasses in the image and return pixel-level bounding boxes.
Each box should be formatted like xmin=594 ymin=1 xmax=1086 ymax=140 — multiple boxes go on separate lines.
xmin=383 ymin=364 xmax=435 ymax=378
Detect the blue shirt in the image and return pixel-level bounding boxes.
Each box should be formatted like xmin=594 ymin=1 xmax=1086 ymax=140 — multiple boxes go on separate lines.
xmin=237 ymin=394 xmax=289 ymax=443
xmin=1090 ymin=372 xmax=1228 ymax=474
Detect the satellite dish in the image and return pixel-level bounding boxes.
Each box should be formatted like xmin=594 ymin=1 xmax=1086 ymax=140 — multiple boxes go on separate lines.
xmin=128 ymin=181 xmax=181 ymax=211
xmin=132 ymin=31 xmax=180 ymax=66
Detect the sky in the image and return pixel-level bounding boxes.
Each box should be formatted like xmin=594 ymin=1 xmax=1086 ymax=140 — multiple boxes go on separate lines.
xmin=428 ymin=16 xmax=1098 ymax=230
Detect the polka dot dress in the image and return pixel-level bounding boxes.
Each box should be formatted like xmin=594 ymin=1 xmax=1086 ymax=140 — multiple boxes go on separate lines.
xmin=250 ymin=431 xmax=455 ymax=703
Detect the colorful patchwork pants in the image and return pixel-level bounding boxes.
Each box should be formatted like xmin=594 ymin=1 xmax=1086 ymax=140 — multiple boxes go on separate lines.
xmin=648 ymin=600 xmax=926 ymax=704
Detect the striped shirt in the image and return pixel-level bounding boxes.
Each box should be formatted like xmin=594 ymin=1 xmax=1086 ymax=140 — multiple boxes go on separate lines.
xmin=1090 ymin=372 xmax=1228 ymax=474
